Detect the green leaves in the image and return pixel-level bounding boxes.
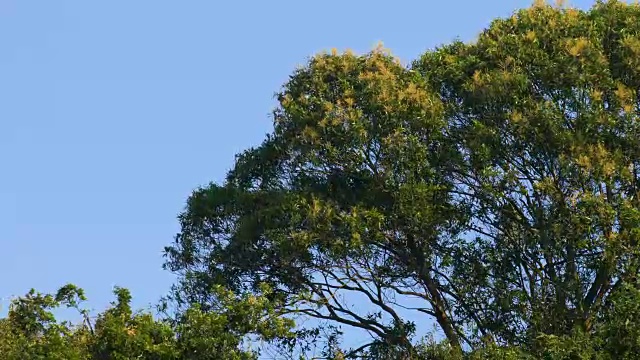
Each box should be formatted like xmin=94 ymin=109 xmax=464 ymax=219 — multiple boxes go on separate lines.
xmin=0 ymin=284 xmax=297 ymax=359
xmin=9 ymin=1 xmax=640 ymax=359
xmin=2 ymin=5 xmax=640 ymax=359
xmin=168 ymin=44 xmax=465 ymax=356
xmin=163 ymin=1 xmax=640 ymax=356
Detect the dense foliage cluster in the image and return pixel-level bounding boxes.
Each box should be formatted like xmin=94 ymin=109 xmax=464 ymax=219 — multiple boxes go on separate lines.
xmin=0 ymin=284 xmax=295 ymax=359
xmin=6 ymin=1 xmax=640 ymax=359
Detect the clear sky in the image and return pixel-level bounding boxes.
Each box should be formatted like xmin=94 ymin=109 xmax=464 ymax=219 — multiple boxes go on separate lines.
xmin=2 ymin=0 xmax=596 ymax=337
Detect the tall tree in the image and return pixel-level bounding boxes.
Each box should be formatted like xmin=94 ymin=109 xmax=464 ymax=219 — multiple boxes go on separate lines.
xmin=416 ymin=0 xmax=640 ymax=345
xmin=164 ymin=1 xmax=640 ymax=356
xmin=165 ymin=46 xmax=465 ymax=356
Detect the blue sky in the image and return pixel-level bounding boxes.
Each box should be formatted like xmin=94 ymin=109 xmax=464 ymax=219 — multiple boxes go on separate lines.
xmin=2 ymin=0 xmax=595 ymax=340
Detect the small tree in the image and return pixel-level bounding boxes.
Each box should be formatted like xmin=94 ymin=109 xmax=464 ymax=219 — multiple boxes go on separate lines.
xmin=0 ymin=284 xmax=296 ymax=359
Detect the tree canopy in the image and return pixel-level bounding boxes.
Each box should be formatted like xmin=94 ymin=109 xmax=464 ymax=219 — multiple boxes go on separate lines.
xmin=5 ymin=1 xmax=640 ymax=359
xmin=163 ymin=0 xmax=640 ymax=358
xmin=0 ymin=284 xmax=296 ymax=359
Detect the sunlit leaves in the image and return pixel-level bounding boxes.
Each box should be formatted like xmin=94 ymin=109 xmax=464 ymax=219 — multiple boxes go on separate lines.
xmin=164 ymin=0 xmax=640 ymax=358
xmin=0 ymin=284 xmax=297 ymax=359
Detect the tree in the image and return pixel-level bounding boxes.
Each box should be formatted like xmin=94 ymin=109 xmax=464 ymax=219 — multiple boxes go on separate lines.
xmin=0 ymin=284 xmax=92 ymax=359
xmin=164 ymin=1 xmax=640 ymax=357
xmin=416 ymin=0 xmax=640 ymax=347
xmin=0 ymin=284 xmax=296 ymax=360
